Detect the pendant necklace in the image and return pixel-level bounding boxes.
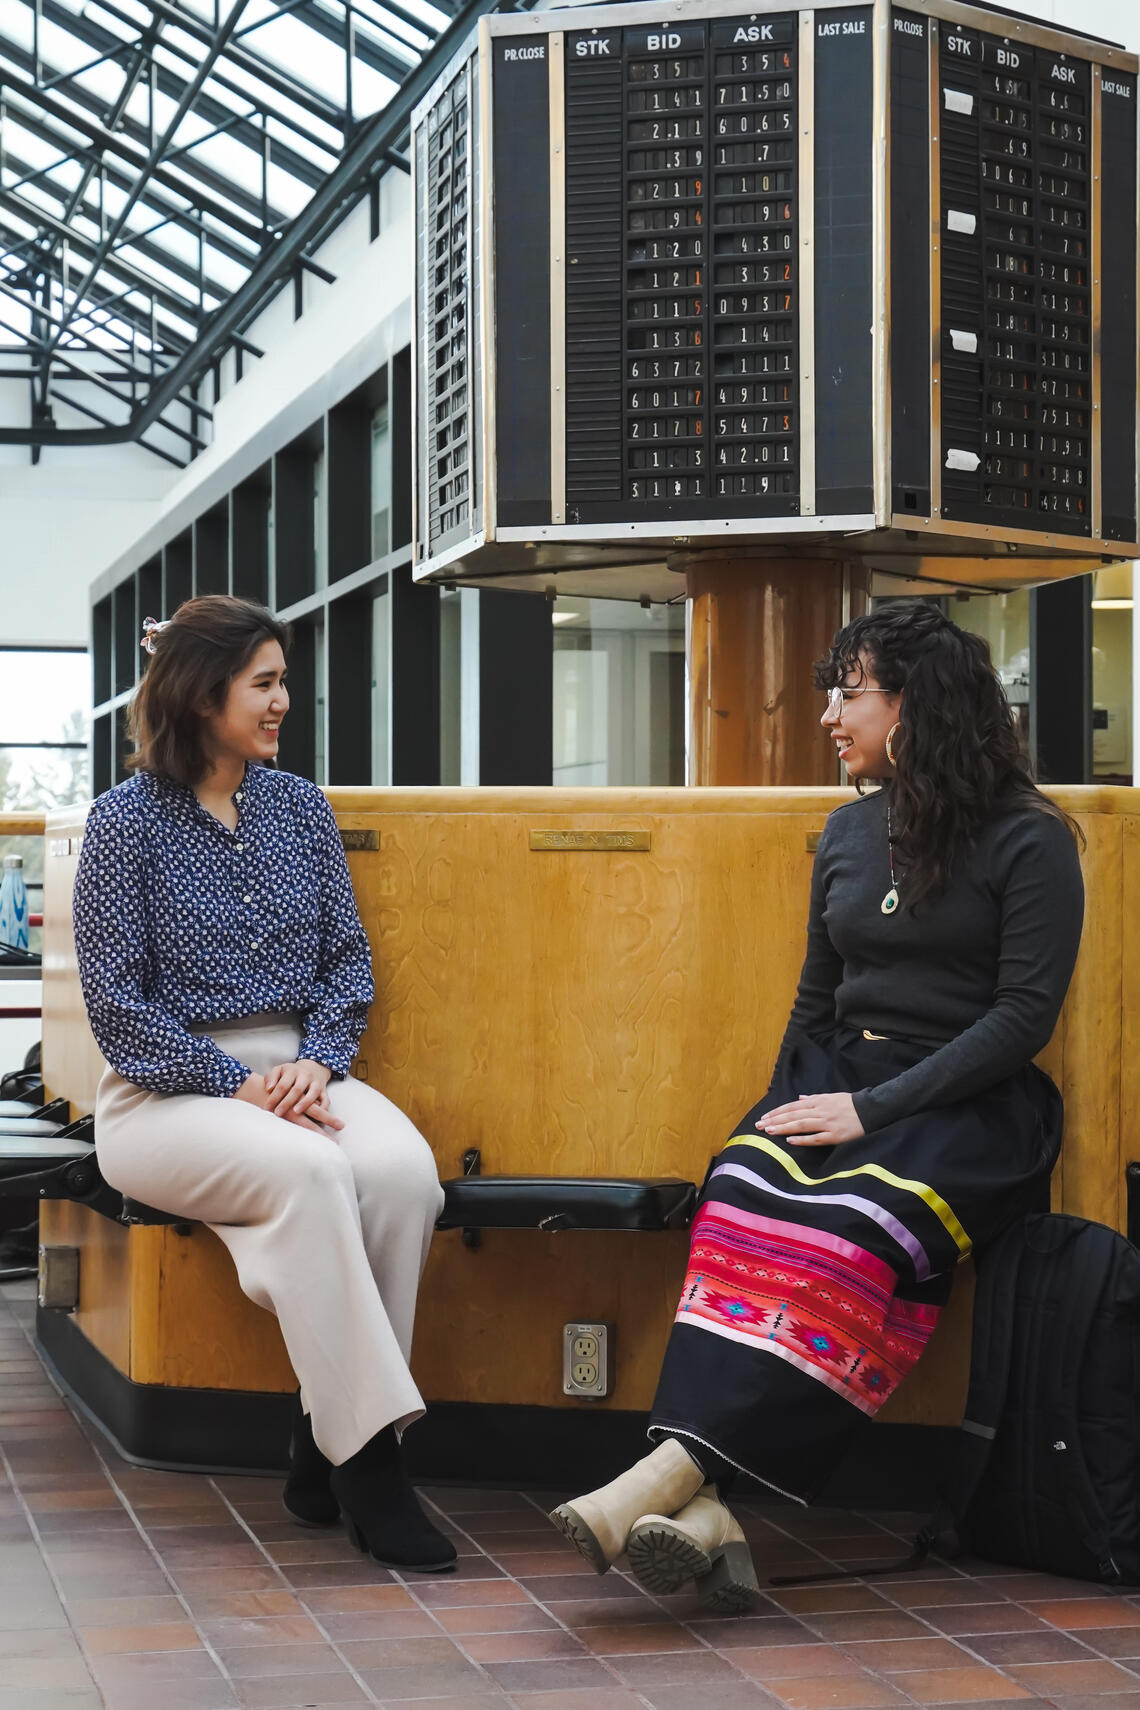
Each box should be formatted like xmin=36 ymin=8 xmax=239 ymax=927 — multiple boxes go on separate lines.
xmin=881 ymin=802 xmax=900 ymax=916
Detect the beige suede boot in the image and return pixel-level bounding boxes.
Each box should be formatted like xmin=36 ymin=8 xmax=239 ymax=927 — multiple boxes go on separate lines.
xmin=548 ymin=1439 xmax=705 ymax=1574
xmin=626 ymin=1484 xmax=761 ymax=1612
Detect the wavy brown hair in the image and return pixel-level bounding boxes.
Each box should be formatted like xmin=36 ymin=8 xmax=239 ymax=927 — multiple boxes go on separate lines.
xmin=127 ymin=596 xmax=290 ymax=788
xmin=815 ymin=603 xmax=1081 ymax=908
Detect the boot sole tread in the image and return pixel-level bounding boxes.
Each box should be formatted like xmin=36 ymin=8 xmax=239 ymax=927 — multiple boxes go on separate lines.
xmin=627 ymin=1524 xmax=711 ymax=1594
xmin=548 ymin=1503 xmax=612 ymax=1574
xmin=629 ymin=1525 xmax=761 ymax=1614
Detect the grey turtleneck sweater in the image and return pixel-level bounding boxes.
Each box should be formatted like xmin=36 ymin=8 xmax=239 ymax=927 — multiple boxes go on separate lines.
xmin=786 ymin=789 xmax=1085 ymax=1132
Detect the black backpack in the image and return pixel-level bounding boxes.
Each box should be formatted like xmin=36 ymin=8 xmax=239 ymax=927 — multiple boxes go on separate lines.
xmin=930 ymin=1211 xmax=1140 ymax=1585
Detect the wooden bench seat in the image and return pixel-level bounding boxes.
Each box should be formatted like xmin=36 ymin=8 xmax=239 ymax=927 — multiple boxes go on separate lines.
xmin=32 ymin=785 xmax=1137 ymax=1494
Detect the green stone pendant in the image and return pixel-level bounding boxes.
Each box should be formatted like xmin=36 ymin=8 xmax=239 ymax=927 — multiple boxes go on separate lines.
xmin=881 ymin=887 xmax=900 ymax=916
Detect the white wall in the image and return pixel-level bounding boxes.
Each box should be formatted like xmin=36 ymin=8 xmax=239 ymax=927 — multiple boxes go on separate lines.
xmin=89 ymin=174 xmax=413 ymax=598
xmin=0 ymin=463 xmax=176 ymax=647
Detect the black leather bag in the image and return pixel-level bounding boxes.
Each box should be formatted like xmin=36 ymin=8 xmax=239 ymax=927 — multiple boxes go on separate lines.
xmin=937 ymin=1212 xmax=1140 ymax=1585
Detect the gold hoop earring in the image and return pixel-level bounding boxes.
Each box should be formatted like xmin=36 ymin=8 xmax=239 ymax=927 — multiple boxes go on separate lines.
xmin=885 ymin=724 xmax=901 ymax=768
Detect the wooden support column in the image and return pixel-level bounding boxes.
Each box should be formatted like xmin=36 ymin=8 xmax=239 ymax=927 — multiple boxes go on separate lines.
xmin=684 ymin=556 xmax=870 ymax=786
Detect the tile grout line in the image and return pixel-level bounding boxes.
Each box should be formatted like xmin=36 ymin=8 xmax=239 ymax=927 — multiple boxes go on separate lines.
xmin=5 ymin=1280 xmax=1138 ymax=1709
xmin=205 ymin=1478 xmax=405 ymax=1708
xmin=412 ymin=1489 xmax=664 ymax=1710
xmin=513 ymin=1485 xmax=799 ymax=1706
xmin=0 ymin=1430 xmax=106 ymax=1704
xmin=6 ymin=1293 xmax=246 ymax=1708
xmin=716 ymin=1500 xmax=1140 ymax=1704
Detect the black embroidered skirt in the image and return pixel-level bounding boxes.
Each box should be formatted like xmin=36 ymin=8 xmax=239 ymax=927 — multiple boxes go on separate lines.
xmin=648 ymin=1027 xmax=1062 ymax=1503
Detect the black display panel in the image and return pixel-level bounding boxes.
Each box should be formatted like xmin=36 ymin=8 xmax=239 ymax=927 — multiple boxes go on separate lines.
xmin=493 ymin=39 xmax=552 ymax=527
xmin=563 ymin=14 xmax=802 ymax=525
xmin=1100 ymin=71 xmax=1138 ymax=543
xmin=814 ymin=8 xmax=874 ymax=515
xmin=890 ymin=10 xmax=932 ymax=517
xmin=422 ymin=73 xmax=472 ymax=550
xmin=939 ymin=25 xmax=1093 ymax=536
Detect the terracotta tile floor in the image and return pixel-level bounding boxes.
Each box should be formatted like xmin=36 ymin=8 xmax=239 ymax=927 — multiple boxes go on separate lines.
xmin=3 ymin=1282 xmax=1140 ymax=1710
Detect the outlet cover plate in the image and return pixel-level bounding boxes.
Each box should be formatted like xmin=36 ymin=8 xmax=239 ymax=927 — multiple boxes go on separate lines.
xmin=563 ymin=1322 xmax=611 ymax=1398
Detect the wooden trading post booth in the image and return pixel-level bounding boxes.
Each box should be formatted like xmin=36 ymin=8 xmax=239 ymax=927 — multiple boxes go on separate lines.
xmin=411 ymin=0 xmax=1139 ymax=782
xmin=26 ymin=0 xmax=1140 ymax=1501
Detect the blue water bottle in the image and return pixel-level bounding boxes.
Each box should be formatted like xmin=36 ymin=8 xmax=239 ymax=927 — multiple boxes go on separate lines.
xmin=0 ymin=855 xmax=29 ymax=951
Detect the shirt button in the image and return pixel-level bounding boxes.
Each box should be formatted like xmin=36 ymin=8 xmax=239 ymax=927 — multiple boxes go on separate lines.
xmin=236 ymin=842 xmax=244 ymax=852
xmin=235 ymin=791 xmax=243 ymax=802
xmin=251 ymin=939 xmax=260 ymax=949
xmin=243 ymin=894 xmax=252 ymax=904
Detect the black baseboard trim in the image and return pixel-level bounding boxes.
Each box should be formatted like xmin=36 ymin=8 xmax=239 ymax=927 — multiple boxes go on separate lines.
xmin=36 ymin=1307 xmax=956 ymax=1505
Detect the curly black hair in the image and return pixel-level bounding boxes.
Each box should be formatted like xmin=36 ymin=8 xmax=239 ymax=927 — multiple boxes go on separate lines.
xmin=815 ymin=602 xmax=1081 ymax=907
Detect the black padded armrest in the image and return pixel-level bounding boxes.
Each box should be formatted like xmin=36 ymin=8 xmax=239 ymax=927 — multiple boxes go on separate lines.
xmin=437 ymin=1175 xmax=696 ymax=1233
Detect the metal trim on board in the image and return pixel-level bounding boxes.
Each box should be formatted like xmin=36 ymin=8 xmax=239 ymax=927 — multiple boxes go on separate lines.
xmin=1135 ymin=69 xmax=1139 ymax=541
xmin=799 ymin=11 xmax=816 ymax=518
xmin=474 ymin=0 xmax=1136 ymax=74
xmin=1091 ymin=66 xmax=1103 ymax=545
xmin=479 ymin=24 xmax=497 ymax=542
xmin=900 ymin=0 xmax=1136 ymax=71
xmin=410 ymin=117 xmax=423 ymax=564
xmin=928 ymin=19 xmax=941 ymax=525
xmin=887 ymin=513 xmax=1140 ymax=556
xmin=496 ymin=514 xmax=879 ymax=542
xmin=549 ymin=33 xmax=567 ymax=529
xmin=465 ymin=53 xmax=481 ymax=547
xmin=872 ymin=0 xmax=890 ymax=528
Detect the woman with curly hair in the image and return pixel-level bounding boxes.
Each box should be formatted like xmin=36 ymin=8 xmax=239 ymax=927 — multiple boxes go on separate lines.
xmin=550 ymin=601 xmax=1085 ymax=1609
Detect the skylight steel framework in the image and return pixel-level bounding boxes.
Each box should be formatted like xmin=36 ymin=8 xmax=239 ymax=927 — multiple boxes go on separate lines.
xmin=0 ymin=0 xmax=509 ymax=464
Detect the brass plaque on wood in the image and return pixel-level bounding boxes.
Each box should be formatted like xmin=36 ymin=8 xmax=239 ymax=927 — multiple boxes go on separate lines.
xmin=340 ymin=828 xmax=380 ymax=852
xmin=806 ymin=831 xmax=822 ymax=853
xmin=530 ymin=830 xmax=651 ymax=853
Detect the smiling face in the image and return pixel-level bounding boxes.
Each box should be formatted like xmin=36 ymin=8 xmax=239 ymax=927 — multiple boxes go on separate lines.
xmin=820 ymin=653 xmax=902 ymax=781
xmin=200 ymin=638 xmax=289 ymax=770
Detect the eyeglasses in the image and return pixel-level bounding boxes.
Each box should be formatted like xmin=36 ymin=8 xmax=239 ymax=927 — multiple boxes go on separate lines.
xmin=824 ymin=685 xmax=892 ymax=719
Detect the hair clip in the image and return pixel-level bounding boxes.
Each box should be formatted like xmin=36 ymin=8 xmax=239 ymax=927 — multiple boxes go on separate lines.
xmin=140 ymin=616 xmax=171 ymax=655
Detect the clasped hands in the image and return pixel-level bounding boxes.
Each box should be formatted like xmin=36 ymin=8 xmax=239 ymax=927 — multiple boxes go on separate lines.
xmin=234 ymin=1057 xmax=344 ymax=1137
xmin=756 ymin=1091 xmax=864 ymax=1147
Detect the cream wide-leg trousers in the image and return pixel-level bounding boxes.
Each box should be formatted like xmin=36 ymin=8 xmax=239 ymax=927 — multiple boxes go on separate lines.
xmin=95 ymin=1015 xmax=445 ymax=1466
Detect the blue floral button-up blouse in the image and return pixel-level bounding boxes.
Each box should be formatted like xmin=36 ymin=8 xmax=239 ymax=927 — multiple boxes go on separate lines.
xmin=72 ymin=764 xmax=374 ymax=1097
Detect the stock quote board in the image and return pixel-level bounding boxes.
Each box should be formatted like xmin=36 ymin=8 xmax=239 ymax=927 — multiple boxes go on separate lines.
xmin=412 ymin=1 xmax=1139 ymax=591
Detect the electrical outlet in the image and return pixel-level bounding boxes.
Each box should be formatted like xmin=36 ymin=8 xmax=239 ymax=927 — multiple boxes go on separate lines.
xmin=563 ymin=1322 xmax=611 ymax=1397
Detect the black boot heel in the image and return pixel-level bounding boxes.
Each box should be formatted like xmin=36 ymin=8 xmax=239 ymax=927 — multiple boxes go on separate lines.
xmin=283 ymin=1392 xmax=340 ymax=1527
xmin=695 ymin=1541 xmax=762 ymax=1613
xmin=331 ymin=1426 xmax=457 ymax=1574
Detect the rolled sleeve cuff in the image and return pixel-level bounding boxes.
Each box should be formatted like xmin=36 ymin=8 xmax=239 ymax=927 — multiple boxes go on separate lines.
xmin=214 ymin=1053 xmax=254 ymax=1098
xmin=297 ymin=1031 xmax=354 ymax=1081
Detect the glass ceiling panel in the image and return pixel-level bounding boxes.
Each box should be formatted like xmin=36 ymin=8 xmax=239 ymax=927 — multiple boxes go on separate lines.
xmin=0 ymin=0 xmax=478 ymax=461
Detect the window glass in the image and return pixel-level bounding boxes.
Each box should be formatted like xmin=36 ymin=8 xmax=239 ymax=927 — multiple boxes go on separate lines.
xmin=313 ymin=450 xmax=328 ymax=589
xmin=438 ymin=587 xmax=461 ymax=785
xmin=371 ymin=404 xmax=392 ymax=559
xmin=946 ymin=590 xmax=1031 ymax=753
xmin=1091 ymin=566 xmax=1133 ymax=783
xmin=552 ymin=597 xmax=685 ymax=785
xmin=313 ymin=619 xmax=327 ymax=785
xmin=371 ymin=590 xmax=390 ymax=785
xmin=0 ymin=648 xmax=90 ymax=938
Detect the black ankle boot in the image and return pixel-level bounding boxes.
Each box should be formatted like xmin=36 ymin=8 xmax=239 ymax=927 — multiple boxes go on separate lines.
xmin=330 ymin=1426 xmax=457 ymax=1572
xmin=283 ymin=1392 xmax=340 ymax=1527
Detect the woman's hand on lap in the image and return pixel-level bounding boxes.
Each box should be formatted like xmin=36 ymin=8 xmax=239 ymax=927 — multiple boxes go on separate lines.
xmin=756 ymin=1092 xmax=864 ymax=1146
xmin=266 ymin=1059 xmax=344 ymax=1134
xmin=234 ymin=1064 xmax=344 ymax=1135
